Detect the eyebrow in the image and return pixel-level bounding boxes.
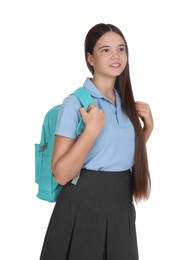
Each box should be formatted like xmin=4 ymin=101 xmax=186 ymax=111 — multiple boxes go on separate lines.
xmin=98 ymin=44 xmax=125 ymax=50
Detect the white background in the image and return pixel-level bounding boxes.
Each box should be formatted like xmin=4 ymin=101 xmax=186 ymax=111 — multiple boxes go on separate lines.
xmin=1 ymin=0 xmax=190 ymax=259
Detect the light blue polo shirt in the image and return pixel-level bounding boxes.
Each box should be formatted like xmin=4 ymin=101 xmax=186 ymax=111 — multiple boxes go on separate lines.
xmin=55 ymin=78 xmax=135 ymax=172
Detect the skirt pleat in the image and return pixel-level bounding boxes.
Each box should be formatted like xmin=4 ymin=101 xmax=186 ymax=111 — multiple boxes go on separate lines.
xmin=39 ymin=169 xmax=139 ymax=260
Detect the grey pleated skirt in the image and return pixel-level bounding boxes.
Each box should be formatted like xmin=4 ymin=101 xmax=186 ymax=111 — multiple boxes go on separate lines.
xmin=39 ymin=169 xmax=139 ymax=260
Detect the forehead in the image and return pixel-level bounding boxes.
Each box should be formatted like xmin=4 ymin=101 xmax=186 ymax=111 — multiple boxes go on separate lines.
xmin=94 ymin=31 xmax=125 ymax=49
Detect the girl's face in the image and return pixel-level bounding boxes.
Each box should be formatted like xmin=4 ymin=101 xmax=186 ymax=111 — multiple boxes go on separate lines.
xmin=87 ymin=32 xmax=127 ymax=78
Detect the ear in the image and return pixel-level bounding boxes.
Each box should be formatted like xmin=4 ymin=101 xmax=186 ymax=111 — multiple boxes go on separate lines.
xmin=87 ymin=52 xmax=94 ymax=66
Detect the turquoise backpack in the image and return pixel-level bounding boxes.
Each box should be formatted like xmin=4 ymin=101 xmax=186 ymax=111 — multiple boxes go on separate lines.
xmin=35 ymin=87 xmax=94 ymax=202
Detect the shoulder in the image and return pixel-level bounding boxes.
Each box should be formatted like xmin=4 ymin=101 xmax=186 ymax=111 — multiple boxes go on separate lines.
xmin=55 ymin=94 xmax=82 ymax=137
xmin=59 ymin=94 xmax=83 ymax=114
xmin=62 ymin=94 xmax=82 ymax=107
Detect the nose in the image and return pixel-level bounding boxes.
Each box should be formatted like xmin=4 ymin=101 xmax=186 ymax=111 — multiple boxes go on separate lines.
xmin=111 ymin=50 xmax=119 ymax=60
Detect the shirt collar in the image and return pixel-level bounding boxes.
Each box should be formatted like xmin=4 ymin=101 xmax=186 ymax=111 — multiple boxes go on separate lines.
xmin=83 ymin=77 xmax=121 ymax=106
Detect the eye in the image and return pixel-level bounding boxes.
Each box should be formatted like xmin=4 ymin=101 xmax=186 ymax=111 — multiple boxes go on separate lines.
xmin=119 ymin=47 xmax=126 ymax=52
xmin=101 ymin=48 xmax=109 ymax=53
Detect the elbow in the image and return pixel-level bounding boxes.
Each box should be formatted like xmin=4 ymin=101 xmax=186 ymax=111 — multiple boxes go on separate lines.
xmin=53 ymin=171 xmax=69 ymax=186
xmin=51 ymin=161 xmax=68 ymax=185
xmin=52 ymin=166 xmax=70 ymax=186
xmin=52 ymin=161 xmax=79 ymax=186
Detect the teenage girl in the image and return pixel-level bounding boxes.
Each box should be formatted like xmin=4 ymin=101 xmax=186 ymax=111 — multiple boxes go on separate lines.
xmin=39 ymin=23 xmax=154 ymax=260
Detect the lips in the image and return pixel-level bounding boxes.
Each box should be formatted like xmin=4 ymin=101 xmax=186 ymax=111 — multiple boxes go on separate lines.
xmin=110 ymin=63 xmax=121 ymax=67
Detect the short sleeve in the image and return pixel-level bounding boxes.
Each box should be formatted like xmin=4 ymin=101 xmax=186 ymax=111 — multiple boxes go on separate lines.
xmin=55 ymin=95 xmax=82 ymax=139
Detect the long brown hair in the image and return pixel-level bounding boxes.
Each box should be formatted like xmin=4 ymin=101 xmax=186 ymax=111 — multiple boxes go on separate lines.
xmin=84 ymin=23 xmax=151 ymax=201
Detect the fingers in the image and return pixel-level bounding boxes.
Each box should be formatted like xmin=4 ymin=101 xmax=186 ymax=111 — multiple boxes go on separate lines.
xmin=80 ymin=103 xmax=95 ymax=117
xmin=80 ymin=107 xmax=87 ymax=120
xmin=80 ymin=104 xmax=100 ymax=122
xmin=87 ymin=103 xmax=96 ymax=111
xmin=79 ymin=103 xmax=106 ymax=135
xmin=135 ymin=101 xmax=150 ymax=118
xmin=135 ymin=101 xmax=154 ymax=131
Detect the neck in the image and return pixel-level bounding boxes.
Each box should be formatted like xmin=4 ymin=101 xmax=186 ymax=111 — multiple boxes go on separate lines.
xmin=91 ymin=77 xmax=116 ymax=104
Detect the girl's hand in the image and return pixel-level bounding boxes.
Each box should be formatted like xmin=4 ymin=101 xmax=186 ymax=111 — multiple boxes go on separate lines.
xmin=135 ymin=101 xmax=154 ymax=142
xmin=80 ymin=104 xmax=106 ymax=136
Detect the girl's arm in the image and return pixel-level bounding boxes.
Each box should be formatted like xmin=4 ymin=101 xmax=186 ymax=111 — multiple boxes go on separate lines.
xmin=135 ymin=101 xmax=154 ymax=143
xmin=51 ymin=104 xmax=106 ymax=185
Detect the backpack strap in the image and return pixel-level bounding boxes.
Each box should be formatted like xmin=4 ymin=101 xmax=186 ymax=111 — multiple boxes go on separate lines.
xmin=72 ymin=87 xmax=94 ymax=137
xmin=71 ymin=87 xmax=94 ymax=185
xmin=72 ymin=87 xmax=94 ymax=110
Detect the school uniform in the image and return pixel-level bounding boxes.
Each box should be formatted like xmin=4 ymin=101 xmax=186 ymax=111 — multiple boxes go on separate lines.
xmin=40 ymin=78 xmax=139 ymax=260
